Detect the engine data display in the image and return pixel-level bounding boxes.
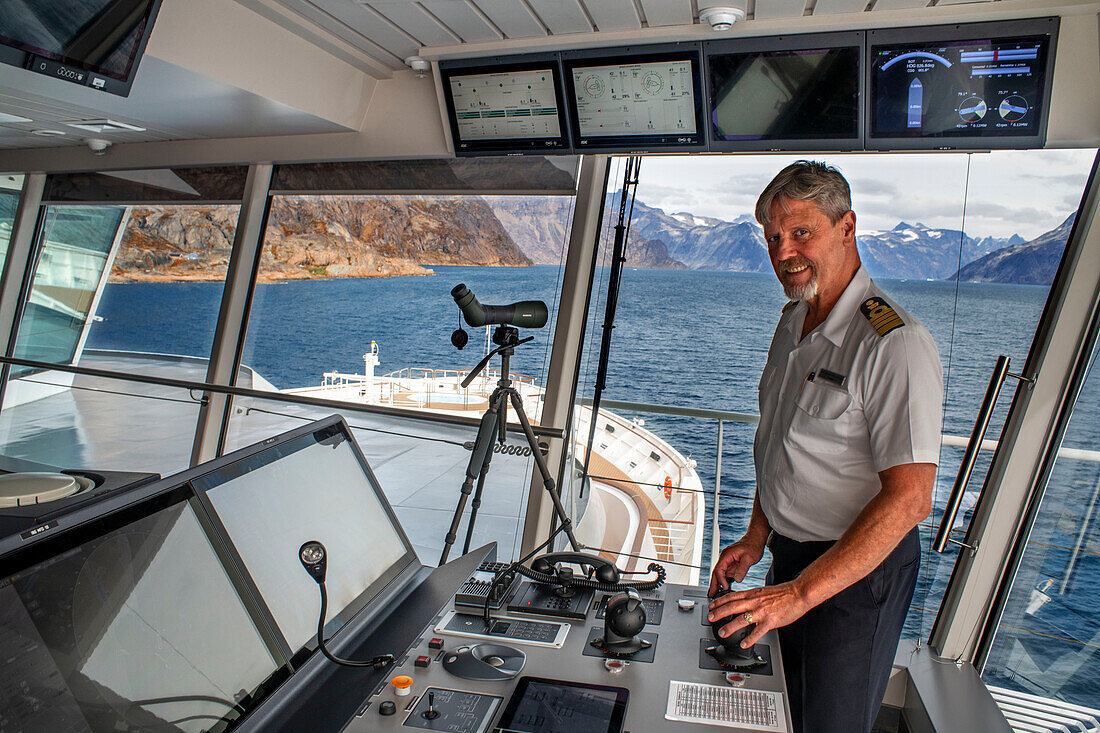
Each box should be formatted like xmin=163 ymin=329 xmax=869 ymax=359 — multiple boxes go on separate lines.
xmin=448 ymin=69 xmax=562 ymax=141
xmin=572 ymin=60 xmax=696 ymax=137
xmin=870 ymin=34 xmax=1051 ymax=141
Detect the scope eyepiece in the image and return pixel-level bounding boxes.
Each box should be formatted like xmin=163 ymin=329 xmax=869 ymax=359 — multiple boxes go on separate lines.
xmin=451 ymin=283 xmax=548 ymax=329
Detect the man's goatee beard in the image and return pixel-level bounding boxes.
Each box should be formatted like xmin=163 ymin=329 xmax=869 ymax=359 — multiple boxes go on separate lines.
xmin=783 ymin=275 xmax=818 ymax=302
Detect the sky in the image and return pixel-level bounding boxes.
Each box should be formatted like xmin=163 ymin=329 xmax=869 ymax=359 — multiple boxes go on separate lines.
xmin=630 ymin=148 xmax=1097 ymax=241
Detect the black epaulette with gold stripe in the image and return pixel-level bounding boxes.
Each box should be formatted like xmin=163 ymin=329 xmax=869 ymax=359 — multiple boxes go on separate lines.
xmin=860 ymin=296 xmax=905 ymax=337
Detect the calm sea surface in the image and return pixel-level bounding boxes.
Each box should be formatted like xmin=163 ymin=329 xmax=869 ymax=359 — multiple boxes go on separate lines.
xmin=86 ymin=265 xmax=1100 ymax=700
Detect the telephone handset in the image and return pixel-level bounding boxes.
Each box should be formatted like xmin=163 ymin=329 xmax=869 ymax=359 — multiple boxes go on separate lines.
xmin=519 ymin=551 xmax=665 ymax=593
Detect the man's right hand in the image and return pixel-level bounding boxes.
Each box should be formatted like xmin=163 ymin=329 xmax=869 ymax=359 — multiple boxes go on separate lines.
xmin=708 ymin=536 xmax=767 ymax=597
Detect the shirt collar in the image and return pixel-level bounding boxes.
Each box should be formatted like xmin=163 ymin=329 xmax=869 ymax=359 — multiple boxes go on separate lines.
xmin=818 ymin=266 xmax=871 ymax=346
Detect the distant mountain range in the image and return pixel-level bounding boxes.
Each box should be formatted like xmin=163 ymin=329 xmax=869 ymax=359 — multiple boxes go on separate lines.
xmin=113 ymin=194 xmax=1074 ymax=286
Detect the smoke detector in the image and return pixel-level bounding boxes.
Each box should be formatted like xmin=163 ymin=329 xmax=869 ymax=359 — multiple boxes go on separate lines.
xmin=699 ymin=5 xmax=746 ymax=30
xmin=86 ymin=138 xmax=112 ymax=155
xmin=404 ymin=56 xmax=430 ymax=78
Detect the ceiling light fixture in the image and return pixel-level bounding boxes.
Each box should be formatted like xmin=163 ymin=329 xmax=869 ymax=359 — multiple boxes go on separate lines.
xmin=699 ymin=5 xmax=746 ymax=30
xmin=62 ymin=119 xmax=145 ymax=133
xmin=0 ymin=112 xmax=33 ymax=124
xmin=404 ymin=56 xmax=430 ymax=79
xmin=31 ymin=129 xmax=66 ymax=136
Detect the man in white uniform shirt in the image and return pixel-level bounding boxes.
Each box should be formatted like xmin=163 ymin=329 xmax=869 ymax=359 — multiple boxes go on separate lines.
xmin=708 ymin=161 xmax=943 ymax=733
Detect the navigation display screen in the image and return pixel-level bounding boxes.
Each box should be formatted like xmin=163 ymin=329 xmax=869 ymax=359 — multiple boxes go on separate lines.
xmin=0 ymin=490 xmax=281 ymax=732
xmin=869 ymin=22 xmax=1055 ymax=147
xmin=497 ymin=677 xmax=629 ymax=733
xmin=197 ymin=425 xmax=414 ymax=658
xmin=563 ymin=46 xmax=705 ymax=152
xmin=441 ymin=57 xmax=571 ymax=155
xmin=707 ymin=46 xmax=860 ymax=147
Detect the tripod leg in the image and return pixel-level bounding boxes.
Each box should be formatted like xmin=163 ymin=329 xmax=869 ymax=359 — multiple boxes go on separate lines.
xmin=439 ymin=399 xmax=500 ymax=566
xmin=507 ymin=389 xmax=581 ymax=552
xmin=462 ymin=450 xmax=493 ymax=556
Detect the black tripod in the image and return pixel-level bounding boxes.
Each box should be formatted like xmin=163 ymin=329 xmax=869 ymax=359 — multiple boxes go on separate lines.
xmin=439 ymin=324 xmax=579 ymax=566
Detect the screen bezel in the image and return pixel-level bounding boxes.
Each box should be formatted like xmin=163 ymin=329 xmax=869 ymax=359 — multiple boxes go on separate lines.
xmin=0 ymin=483 xmax=291 ymax=731
xmin=190 ymin=418 xmax=418 ymax=667
xmin=439 ymin=53 xmax=573 ymax=157
xmin=561 ymin=43 xmax=707 ymax=153
xmin=866 ymin=17 xmax=1059 ymax=150
xmin=0 ymin=0 xmax=163 ymax=97
xmin=704 ymin=31 xmax=865 ymax=152
xmin=496 ymin=676 xmax=629 ymax=733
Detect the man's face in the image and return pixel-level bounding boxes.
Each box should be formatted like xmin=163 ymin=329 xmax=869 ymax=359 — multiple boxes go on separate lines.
xmin=763 ymin=197 xmax=856 ymax=302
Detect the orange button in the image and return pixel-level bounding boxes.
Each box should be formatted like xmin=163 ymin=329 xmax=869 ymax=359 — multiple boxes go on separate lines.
xmin=391 ymin=675 xmax=413 ymax=696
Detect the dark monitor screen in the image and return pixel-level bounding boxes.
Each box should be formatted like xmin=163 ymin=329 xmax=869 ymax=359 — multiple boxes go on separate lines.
xmin=497 ymin=677 xmax=629 ymax=733
xmin=195 ymin=423 xmax=416 ymax=660
xmin=0 ymin=488 xmax=282 ymax=732
xmin=562 ymin=44 xmax=706 ymax=153
xmin=868 ymin=18 xmax=1057 ymax=149
xmin=0 ymin=0 xmax=161 ymax=82
xmin=706 ymin=34 xmax=862 ymax=151
xmin=440 ymin=55 xmax=572 ymax=156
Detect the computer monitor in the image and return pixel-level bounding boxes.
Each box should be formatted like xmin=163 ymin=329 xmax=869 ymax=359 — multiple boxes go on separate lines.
xmin=0 ymin=486 xmax=285 ymax=732
xmin=440 ymin=54 xmax=572 ymax=156
xmin=705 ymin=32 xmax=864 ymax=151
xmin=561 ymin=43 xmax=706 ymax=153
xmin=867 ymin=18 xmax=1058 ymax=149
xmin=194 ymin=419 xmax=417 ymax=663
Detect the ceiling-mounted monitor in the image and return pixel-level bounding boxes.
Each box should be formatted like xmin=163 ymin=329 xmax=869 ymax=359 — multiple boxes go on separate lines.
xmin=440 ymin=54 xmax=572 ymax=156
xmin=0 ymin=0 xmax=163 ymax=97
xmin=705 ymin=32 xmax=864 ymax=152
xmin=561 ymin=43 xmax=706 ymax=153
xmin=867 ymin=17 xmax=1058 ymax=150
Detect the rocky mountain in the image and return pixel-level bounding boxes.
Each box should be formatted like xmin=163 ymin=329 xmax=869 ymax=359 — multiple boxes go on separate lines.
xmin=616 ymin=236 xmax=686 ymax=269
xmin=627 ymin=200 xmax=771 ymax=272
xmin=954 ymin=214 xmax=1075 ymax=285
xmin=113 ymin=196 xmax=529 ymax=282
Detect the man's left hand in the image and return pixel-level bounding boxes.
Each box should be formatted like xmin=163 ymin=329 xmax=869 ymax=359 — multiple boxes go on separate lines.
xmin=707 ymin=582 xmax=811 ymax=649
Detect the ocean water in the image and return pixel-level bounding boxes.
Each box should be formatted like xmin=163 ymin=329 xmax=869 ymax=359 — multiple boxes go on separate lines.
xmin=85 ymin=265 xmax=1100 ymax=702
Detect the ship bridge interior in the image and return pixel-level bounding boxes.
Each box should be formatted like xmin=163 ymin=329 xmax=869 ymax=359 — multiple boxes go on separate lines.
xmin=1 ymin=1 xmax=1100 ymax=732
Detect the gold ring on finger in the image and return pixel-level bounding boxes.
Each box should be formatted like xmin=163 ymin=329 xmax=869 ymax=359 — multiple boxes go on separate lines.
xmin=743 ymin=612 xmax=754 ymax=624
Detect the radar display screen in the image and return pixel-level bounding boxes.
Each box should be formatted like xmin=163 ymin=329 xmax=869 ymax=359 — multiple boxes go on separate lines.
xmin=707 ymin=45 xmax=860 ymax=148
xmin=440 ymin=57 xmax=571 ymax=155
xmin=869 ymin=19 xmax=1057 ymax=148
xmin=563 ymin=46 xmax=705 ymax=152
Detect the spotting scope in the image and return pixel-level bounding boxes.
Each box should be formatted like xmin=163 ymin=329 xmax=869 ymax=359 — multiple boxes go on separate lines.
xmin=451 ymin=284 xmax=548 ymax=329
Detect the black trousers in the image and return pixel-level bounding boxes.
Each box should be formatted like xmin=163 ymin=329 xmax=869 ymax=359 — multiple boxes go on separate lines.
xmin=767 ymin=529 xmax=920 ymax=733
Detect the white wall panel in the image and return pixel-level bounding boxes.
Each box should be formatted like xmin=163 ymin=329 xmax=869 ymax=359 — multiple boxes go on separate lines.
xmin=638 ymin=0 xmax=693 ymax=27
xmin=367 ymin=2 xmax=462 ymax=46
xmin=421 ymin=1 xmax=502 ymax=42
xmin=870 ymin=0 xmax=931 ymax=10
xmin=812 ymin=0 xmax=868 ymax=16
xmin=754 ymin=0 xmax=807 ymax=20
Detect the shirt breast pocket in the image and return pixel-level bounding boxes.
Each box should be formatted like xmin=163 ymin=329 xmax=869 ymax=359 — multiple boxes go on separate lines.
xmin=787 ymin=382 xmax=853 ymax=454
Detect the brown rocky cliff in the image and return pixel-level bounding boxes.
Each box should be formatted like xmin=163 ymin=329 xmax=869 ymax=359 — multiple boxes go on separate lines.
xmin=113 ymin=196 xmax=530 ymax=282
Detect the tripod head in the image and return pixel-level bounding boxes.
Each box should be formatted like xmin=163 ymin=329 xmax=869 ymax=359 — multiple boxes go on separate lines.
xmin=460 ymin=326 xmax=534 ymax=389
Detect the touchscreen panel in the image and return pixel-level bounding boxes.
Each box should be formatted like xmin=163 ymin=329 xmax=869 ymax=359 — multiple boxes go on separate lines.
xmin=198 ymin=428 xmax=413 ymax=656
xmin=708 ymin=47 xmax=859 ymax=143
xmin=870 ymin=34 xmax=1051 ymax=142
xmin=497 ymin=676 xmax=628 ymax=733
xmin=0 ymin=494 xmax=279 ymax=732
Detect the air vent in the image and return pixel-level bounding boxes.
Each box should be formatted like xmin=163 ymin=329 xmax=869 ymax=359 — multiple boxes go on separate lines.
xmin=61 ymin=119 xmax=146 ymax=133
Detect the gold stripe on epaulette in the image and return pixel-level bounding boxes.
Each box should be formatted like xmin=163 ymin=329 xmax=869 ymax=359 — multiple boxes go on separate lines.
xmin=782 ymin=300 xmax=798 ymax=314
xmin=860 ymin=296 xmax=905 ymax=337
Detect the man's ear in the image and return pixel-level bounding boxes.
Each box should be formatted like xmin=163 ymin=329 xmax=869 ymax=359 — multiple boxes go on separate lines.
xmin=840 ymin=210 xmax=857 ymax=243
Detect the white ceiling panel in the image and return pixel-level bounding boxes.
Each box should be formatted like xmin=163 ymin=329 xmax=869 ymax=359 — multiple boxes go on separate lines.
xmin=420 ymin=1 xmax=502 ymax=42
xmin=527 ymin=0 xmax=592 ymax=34
xmin=870 ymin=0 xmax=931 ymax=10
xmin=304 ymin=1 xmax=418 ymax=59
xmin=582 ymin=0 xmax=642 ymax=31
xmin=472 ymin=0 xmax=546 ymax=38
xmin=367 ymin=2 xmax=462 ymax=46
xmin=638 ymin=0 xmax=693 ymax=27
xmin=754 ymin=0 xmax=808 ymax=20
xmin=935 ymin=0 xmax=992 ymax=5
xmin=812 ymin=0 xmax=868 ymax=16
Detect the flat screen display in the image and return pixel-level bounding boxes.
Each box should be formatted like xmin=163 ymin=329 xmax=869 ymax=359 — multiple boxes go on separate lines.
xmin=562 ymin=46 xmax=705 ymax=152
xmin=707 ymin=46 xmax=860 ymax=148
xmin=869 ymin=19 xmax=1057 ymax=148
xmin=440 ymin=57 xmax=571 ymax=155
xmin=196 ymin=425 xmax=414 ymax=658
xmin=496 ymin=677 xmax=629 ymax=733
xmin=0 ymin=490 xmax=281 ymax=732
xmin=0 ymin=0 xmax=160 ymax=82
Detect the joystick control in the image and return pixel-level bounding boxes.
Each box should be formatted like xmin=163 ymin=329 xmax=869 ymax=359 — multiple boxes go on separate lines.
xmin=590 ymin=588 xmax=651 ymax=656
xmin=706 ymin=589 xmax=766 ymax=671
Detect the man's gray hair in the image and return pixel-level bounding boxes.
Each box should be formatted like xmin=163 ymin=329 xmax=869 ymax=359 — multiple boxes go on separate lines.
xmin=755 ymin=160 xmax=852 ymax=226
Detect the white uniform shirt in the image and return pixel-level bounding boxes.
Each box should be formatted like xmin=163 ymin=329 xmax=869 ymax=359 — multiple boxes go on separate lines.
xmin=754 ymin=267 xmax=943 ymax=542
